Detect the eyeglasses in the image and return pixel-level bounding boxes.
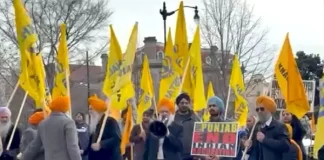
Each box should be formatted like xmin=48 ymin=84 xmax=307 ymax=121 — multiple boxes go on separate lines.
xmin=255 ymin=107 xmax=265 ymax=112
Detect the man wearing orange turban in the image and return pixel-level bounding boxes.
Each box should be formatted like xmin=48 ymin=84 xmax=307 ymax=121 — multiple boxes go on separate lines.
xmin=87 ymin=95 xmax=122 ymax=160
xmin=23 ymin=96 xmax=82 ymax=160
xmin=243 ymin=95 xmax=290 ymax=160
xmin=143 ymin=98 xmax=183 ymax=160
xmin=19 ymin=109 xmax=45 ymax=160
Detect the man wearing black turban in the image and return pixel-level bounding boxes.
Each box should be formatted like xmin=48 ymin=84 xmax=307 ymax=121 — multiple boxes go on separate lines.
xmin=174 ymin=93 xmax=201 ymax=160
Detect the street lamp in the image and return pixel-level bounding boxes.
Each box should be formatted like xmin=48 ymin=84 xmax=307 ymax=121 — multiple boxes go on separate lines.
xmin=159 ymin=2 xmax=200 ymax=46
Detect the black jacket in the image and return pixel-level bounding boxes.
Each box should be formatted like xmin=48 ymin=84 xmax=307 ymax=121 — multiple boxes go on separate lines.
xmin=247 ymin=118 xmax=290 ymax=160
xmin=143 ymin=121 xmax=183 ymax=160
xmin=87 ymin=116 xmax=122 ymax=160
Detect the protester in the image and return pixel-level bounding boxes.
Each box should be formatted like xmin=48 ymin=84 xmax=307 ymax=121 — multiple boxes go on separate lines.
xmin=235 ymin=130 xmax=248 ymax=160
xmin=281 ymin=110 xmax=307 ymax=160
xmin=0 ymin=106 xmax=21 ymax=160
xmin=87 ymin=95 xmax=122 ymax=160
xmin=173 ymin=93 xmax=200 ymax=160
xmin=244 ymin=95 xmax=290 ymax=160
xmin=143 ymin=98 xmax=183 ymax=160
xmin=207 ymin=96 xmax=226 ymax=122
xmin=75 ymin=112 xmax=90 ymax=160
xmin=246 ymin=115 xmax=256 ymax=131
xmin=23 ymin=96 xmax=81 ymax=160
xmin=206 ymin=96 xmax=232 ymax=160
xmin=282 ymin=124 xmax=302 ymax=160
xmin=129 ymin=108 xmax=154 ymax=160
xmin=19 ymin=110 xmax=45 ymax=160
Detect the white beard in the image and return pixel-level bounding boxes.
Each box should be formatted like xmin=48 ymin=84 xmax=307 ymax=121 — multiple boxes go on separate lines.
xmin=0 ymin=120 xmax=11 ymax=139
xmin=89 ymin=112 xmax=101 ymax=134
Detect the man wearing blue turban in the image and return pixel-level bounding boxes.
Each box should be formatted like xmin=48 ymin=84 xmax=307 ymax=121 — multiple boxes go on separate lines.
xmin=207 ymin=96 xmax=225 ymax=122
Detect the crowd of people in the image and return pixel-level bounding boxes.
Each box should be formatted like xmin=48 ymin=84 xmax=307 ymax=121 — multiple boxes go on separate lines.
xmin=0 ymin=93 xmax=323 ymax=160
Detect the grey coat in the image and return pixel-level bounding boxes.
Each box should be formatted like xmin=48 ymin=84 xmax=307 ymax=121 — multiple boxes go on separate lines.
xmin=20 ymin=126 xmax=44 ymax=160
xmin=174 ymin=110 xmax=200 ymax=159
xmin=23 ymin=112 xmax=82 ymax=160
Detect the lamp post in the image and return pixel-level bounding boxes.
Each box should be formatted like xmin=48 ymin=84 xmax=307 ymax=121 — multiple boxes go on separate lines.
xmin=159 ymin=2 xmax=200 ymax=46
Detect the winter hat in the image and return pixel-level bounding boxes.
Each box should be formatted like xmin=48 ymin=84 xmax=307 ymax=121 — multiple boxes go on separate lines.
xmin=256 ymin=96 xmax=277 ymax=113
xmin=49 ymin=96 xmax=70 ymax=113
xmin=28 ymin=112 xmax=45 ymax=125
xmin=88 ymin=94 xmax=107 ymax=113
xmin=207 ymin=96 xmax=224 ymax=113
xmin=0 ymin=107 xmax=11 ymax=117
xmin=158 ymin=98 xmax=175 ymax=114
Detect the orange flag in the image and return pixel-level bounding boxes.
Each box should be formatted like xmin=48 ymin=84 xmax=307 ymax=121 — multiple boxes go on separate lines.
xmin=120 ymin=104 xmax=132 ymax=154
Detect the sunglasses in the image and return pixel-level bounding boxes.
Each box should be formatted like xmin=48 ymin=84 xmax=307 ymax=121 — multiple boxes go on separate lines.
xmin=255 ymin=107 xmax=265 ymax=112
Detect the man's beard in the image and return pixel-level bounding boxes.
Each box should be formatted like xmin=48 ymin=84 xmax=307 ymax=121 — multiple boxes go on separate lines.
xmin=0 ymin=120 xmax=11 ymax=138
xmin=89 ymin=112 xmax=101 ymax=134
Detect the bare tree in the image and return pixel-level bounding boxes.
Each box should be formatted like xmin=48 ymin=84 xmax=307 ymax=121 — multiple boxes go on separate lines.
xmin=0 ymin=0 xmax=112 ymax=79
xmin=201 ymin=0 xmax=274 ymax=99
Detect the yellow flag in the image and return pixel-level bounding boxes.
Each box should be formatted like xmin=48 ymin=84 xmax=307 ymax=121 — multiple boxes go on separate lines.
xmin=274 ymin=33 xmax=310 ymax=118
xmin=120 ymin=104 xmax=132 ymax=154
xmin=137 ymin=55 xmax=154 ymax=123
xmin=229 ymin=55 xmax=248 ymax=127
xmin=189 ymin=26 xmax=206 ymax=111
xmin=111 ymin=23 xmax=138 ymax=110
xmin=102 ymin=25 xmax=122 ymax=97
xmin=203 ymin=81 xmax=215 ymax=121
xmin=159 ymin=28 xmax=181 ymax=101
xmin=14 ymin=0 xmax=46 ymax=106
xmin=174 ymin=1 xmax=188 ymax=74
xmin=113 ymin=22 xmax=138 ymax=92
xmin=52 ymin=24 xmax=69 ymax=99
xmin=313 ymin=77 xmax=324 ymax=159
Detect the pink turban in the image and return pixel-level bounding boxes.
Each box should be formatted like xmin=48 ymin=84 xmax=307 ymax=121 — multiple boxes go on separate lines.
xmin=0 ymin=107 xmax=11 ymax=117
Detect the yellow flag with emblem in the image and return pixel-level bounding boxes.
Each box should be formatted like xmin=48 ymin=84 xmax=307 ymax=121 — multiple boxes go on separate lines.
xmin=159 ymin=28 xmax=181 ymax=101
xmin=102 ymin=25 xmax=123 ymax=97
xmin=14 ymin=0 xmax=46 ymax=106
xmin=52 ymin=24 xmax=69 ymax=100
xmin=174 ymin=1 xmax=188 ymax=75
xmin=274 ymin=33 xmax=309 ymax=119
xmin=229 ymin=55 xmax=248 ymax=127
xmin=137 ymin=55 xmax=154 ymax=123
xmin=203 ymin=81 xmax=215 ymax=121
xmin=111 ymin=22 xmax=138 ymax=110
xmin=189 ymin=26 xmax=206 ymax=111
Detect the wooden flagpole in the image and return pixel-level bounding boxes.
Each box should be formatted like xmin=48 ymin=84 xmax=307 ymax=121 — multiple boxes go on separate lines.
xmin=6 ymin=82 xmax=19 ymax=108
xmin=6 ymin=92 xmax=28 ymax=150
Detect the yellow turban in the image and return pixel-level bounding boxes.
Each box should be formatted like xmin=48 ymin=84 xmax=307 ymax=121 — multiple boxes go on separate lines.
xmin=88 ymin=94 xmax=107 ymax=113
xmin=158 ymin=98 xmax=175 ymax=114
xmin=256 ymin=96 xmax=277 ymax=113
xmin=49 ymin=96 xmax=70 ymax=113
xmin=28 ymin=112 xmax=45 ymax=125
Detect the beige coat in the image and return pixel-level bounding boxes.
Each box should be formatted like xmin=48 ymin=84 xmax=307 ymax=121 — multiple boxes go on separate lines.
xmin=23 ymin=112 xmax=81 ymax=160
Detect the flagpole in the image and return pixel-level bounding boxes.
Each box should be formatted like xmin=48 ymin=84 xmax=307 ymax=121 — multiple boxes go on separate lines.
xmin=224 ymin=86 xmax=231 ymax=120
xmin=6 ymin=92 xmax=28 ymax=150
xmin=6 ymin=82 xmax=19 ymax=108
xmin=66 ymin=70 xmax=72 ymax=117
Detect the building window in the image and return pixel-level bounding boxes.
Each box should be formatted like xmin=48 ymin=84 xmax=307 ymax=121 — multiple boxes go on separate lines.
xmin=205 ymin=56 xmax=212 ymax=65
xmin=156 ymin=51 xmax=164 ymax=60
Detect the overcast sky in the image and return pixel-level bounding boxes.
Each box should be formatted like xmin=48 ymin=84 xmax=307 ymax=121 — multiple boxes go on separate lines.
xmin=103 ymin=0 xmax=324 ymax=64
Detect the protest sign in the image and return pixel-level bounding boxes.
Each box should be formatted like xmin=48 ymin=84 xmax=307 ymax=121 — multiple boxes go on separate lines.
xmin=191 ymin=122 xmax=238 ymax=157
xmin=269 ymin=79 xmax=315 ymax=111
